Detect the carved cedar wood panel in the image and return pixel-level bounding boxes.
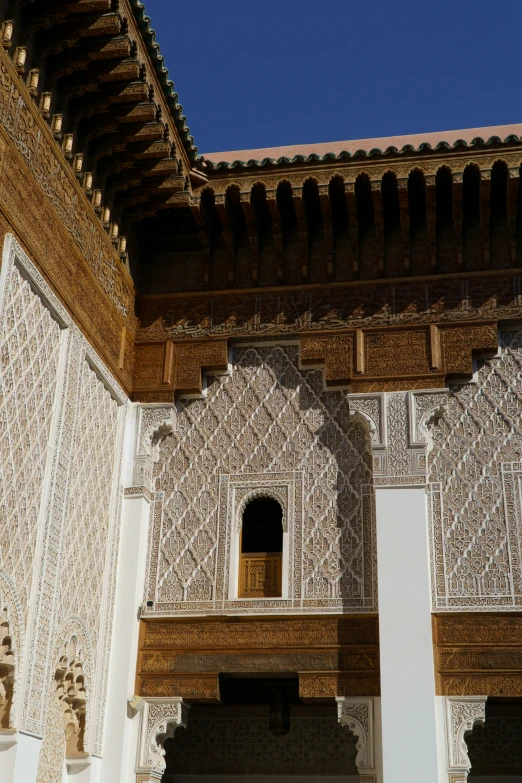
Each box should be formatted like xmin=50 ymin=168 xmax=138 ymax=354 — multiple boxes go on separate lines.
xmin=149 ymin=344 xmax=376 ymax=613
xmin=428 ymin=331 xmax=522 ymax=609
xmin=0 ymin=258 xmax=63 ymax=625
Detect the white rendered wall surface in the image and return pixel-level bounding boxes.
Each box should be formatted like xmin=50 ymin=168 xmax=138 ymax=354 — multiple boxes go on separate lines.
xmin=100 ymin=407 xmax=153 ymax=783
xmin=376 ymin=486 xmax=443 ymax=783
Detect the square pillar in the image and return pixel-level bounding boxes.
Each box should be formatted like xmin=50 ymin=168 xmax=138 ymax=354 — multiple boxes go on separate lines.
xmin=375 ymin=485 xmax=443 ymax=782
xmin=349 ymin=389 xmax=451 ymax=783
xmin=98 ymin=404 xmax=176 ymax=783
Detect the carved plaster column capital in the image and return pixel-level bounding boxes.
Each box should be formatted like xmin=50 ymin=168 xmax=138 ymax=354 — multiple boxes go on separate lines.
xmin=126 ymin=404 xmax=176 ymax=500
xmin=443 ymin=696 xmax=487 ymax=783
xmin=336 ymin=697 xmax=376 ymax=782
xmin=348 ymin=389 xmax=448 ymax=487
xmin=135 ymin=697 xmax=189 ymax=782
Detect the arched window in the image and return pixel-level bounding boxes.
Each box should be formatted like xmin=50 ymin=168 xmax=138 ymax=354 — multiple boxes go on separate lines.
xmin=239 ymin=498 xmax=283 ymax=598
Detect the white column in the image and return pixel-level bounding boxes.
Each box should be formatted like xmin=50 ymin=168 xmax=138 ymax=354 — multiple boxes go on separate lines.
xmin=0 ymin=732 xmax=42 ymax=783
xmin=98 ymin=404 xmax=175 ymax=783
xmin=375 ymin=485 xmax=443 ymax=783
xmin=99 ymin=491 xmax=151 ymax=783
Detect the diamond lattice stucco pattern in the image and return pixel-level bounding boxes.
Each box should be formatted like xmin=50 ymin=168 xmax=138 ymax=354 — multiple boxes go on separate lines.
xmin=59 ymin=359 xmax=120 ymax=632
xmin=154 ymin=344 xmax=374 ymax=606
xmin=0 ymin=263 xmax=62 ymax=622
xmin=429 ymin=332 xmax=522 ymax=607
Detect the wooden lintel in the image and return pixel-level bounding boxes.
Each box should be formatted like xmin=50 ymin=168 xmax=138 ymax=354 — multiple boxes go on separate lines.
xmin=118 ymin=324 xmax=126 ymax=371
xmin=163 ymin=339 xmax=175 ymax=384
xmin=429 ymin=324 xmax=441 ymax=370
xmin=355 ymin=329 xmax=365 ymax=374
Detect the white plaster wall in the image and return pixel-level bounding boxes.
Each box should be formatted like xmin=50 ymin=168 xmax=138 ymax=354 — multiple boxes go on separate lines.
xmin=100 ymin=407 xmax=152 ymax=783
xmin=375 ymin=486 xmax=442 ymax=783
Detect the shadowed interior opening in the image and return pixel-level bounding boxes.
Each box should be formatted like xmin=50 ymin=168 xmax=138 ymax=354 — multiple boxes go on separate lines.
xmin=241 ymin=498 xmax=283 ymax=553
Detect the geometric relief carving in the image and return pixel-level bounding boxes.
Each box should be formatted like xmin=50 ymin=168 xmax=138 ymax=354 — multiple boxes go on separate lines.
xmin=132 ymin=404 xmax=176 ymax=495
xmin=443 ymin=696 xmax=487 ymax=783
xmin=36 ymin=625 xmax=93 ymax=783
xmin=135 ymin=697 xmax=189 ymax=782
xmin=465 ymin=706 xmax=522 ymax=776
xmin=0 ymin=253 xmax=64 ymax=625
xmin=0 ymin=239 xmax=127 ymax=757
xmin=429 ymin=331 xmax=522 ymax=609
xmin=136 ymin=616 xmax=380 ymax=702
xmin=147 ymin=344 xmax=376 ymax=615
xmin=349 ymin=388 xmax=448 ymax=486
xmin=336 ymin=697 xmax=377 ymax=782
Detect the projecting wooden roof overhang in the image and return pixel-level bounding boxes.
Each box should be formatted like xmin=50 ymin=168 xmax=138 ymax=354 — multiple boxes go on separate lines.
xmin=0 ymin=0 xmax=205 ymax=250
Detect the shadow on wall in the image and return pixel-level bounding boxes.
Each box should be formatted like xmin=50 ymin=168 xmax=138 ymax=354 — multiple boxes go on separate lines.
xmin=153 ymin=344 xmax=375 ymax=607
xmin=467 ymin=699 xmax=522 ymax=781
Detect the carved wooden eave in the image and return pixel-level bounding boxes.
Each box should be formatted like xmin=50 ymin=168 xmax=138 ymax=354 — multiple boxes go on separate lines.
xmin=136 ymin=616 xmax=380 ymax=702
xmin=0 ymin=0 xmax=197 ymax=244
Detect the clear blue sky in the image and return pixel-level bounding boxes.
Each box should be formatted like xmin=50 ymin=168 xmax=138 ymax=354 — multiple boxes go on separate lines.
xmin=144 ymin=0 xmax=521 ymax=155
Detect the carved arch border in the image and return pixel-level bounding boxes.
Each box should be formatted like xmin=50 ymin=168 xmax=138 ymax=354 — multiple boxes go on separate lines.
xmin=236 ymin=486 xmax=289 ymax=533
xmin=51 ymin=616 xmax=94 ymax=757
xmin=444 ymin=696 xmax=487 ymax=781
xmin=0 ymin=569 xmax=25 ymax=730
xmin=135 ymin=697 xmax=190 ymax=778
xmin=217 ymin=471 xmax=303 ymax=609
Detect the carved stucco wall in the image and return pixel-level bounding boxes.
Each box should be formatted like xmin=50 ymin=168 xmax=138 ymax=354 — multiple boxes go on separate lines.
xmin=0 ymin=238 xmax=126 ymax=776
xmin=163 ymin=704 xmax=358 ymax=777
xmin=147 ymin=343 xmax=376 ymax=614
xmin=428 ymin=331 xmax=522 ymax=610
xmin=0 ymin=258 xmax=63 ymax=626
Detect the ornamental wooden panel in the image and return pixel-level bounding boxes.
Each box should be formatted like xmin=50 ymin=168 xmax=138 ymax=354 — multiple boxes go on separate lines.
xmin=239 ymin=553 xmax=282 ymax=598
xmin=433 ymin=613 xmax=522 ymax=696
xmin=137 ymin=616 xmax=380 ymax=701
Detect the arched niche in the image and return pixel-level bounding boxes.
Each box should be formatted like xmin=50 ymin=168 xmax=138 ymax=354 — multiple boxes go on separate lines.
xmin=239 ymin=497 xmax=284 ymax=598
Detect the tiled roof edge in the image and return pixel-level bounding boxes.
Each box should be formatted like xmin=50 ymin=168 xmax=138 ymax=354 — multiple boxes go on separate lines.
xmin=129 ymin=1 xmax=198 ymax=162
xmin=201 ymin=134 xmax=522 ymax=171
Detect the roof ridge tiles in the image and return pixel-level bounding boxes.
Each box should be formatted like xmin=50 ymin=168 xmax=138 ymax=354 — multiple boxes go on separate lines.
xmin=200 ymin=124 xmax=522 ymax=170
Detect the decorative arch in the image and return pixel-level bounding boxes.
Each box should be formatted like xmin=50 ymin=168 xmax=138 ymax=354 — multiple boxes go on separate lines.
xmin=236 ymin=487 xmax=288 ymax=532
xmin=337 ymin=697 xmax=376 ymax=780
xmin=0 ymin=570 xmax=24 ymax=731
xmin=36 ymin=618 xmax=94 ymax=783
xmin=53 ymin=617 xmax=94 ymax=756
xmin=136 ymin=697 xmax=190 ymax=779
xmin=444 ymin=696 xmax=487 ymax=780
xmin=52 ymin=617 xmax=93 ymax=757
